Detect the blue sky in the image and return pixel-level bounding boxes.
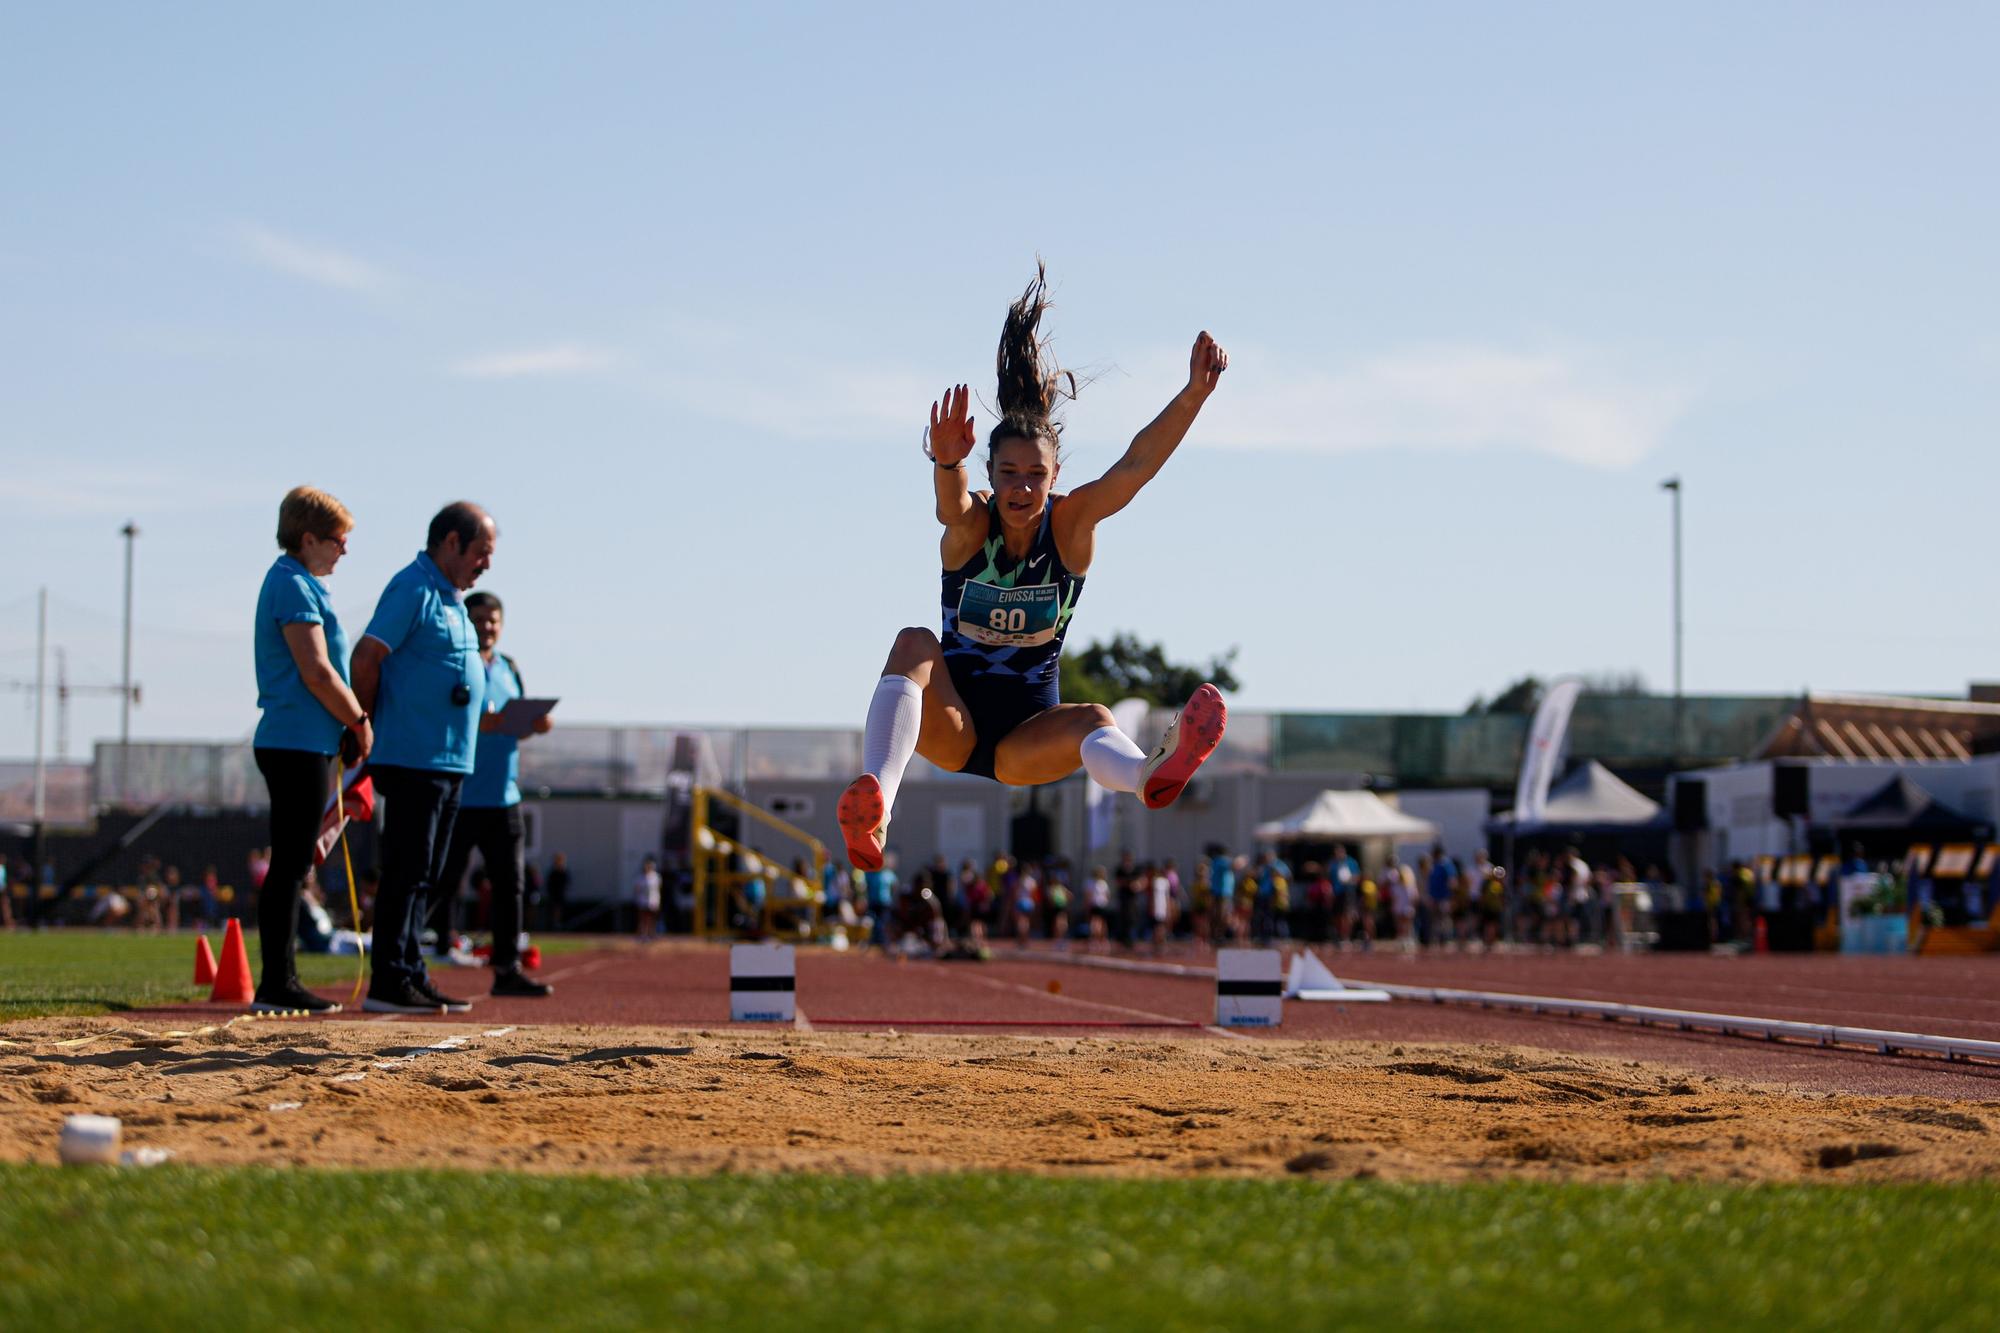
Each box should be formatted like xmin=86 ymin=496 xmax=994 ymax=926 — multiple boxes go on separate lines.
xmin=3 ymin=3 xmax=1997 ymax=757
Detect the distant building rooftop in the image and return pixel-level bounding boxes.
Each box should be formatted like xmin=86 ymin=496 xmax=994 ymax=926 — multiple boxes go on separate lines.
xmin=1753 ymin=693 xmax=2000 ymax=762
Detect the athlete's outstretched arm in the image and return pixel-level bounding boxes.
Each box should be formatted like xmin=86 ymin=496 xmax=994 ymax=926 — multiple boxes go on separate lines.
xmin=1060 ymin=331 xmax=1228 ymax=536
xmin=928 ymin=383 xmax=982 ymax=529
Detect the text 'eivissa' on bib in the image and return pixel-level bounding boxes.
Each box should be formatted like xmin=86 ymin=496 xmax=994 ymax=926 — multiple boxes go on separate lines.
xmin=954 ymin=581 xmax=1062 ymax=648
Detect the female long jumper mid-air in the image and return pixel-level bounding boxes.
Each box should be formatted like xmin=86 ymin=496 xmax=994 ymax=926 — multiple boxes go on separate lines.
xmin=837 ymin=267 xmax=1230 ymax=872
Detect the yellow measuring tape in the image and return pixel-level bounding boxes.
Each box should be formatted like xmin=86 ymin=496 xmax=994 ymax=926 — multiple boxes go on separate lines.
xmin=336 ymin=775 xmax=365 ymax=1005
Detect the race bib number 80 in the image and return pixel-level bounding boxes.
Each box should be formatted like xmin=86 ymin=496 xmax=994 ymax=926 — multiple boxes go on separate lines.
xmin=956 ymin=581 xmax=1061 ymax=647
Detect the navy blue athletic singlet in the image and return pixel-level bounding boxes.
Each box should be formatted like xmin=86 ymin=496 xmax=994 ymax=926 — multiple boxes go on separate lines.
xmin=938 ymin=496 xmax=1084 ymax=778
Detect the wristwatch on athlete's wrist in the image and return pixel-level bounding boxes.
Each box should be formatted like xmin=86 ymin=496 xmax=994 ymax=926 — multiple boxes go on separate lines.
xmin=349 ymin=712 xmax=369 ymax=730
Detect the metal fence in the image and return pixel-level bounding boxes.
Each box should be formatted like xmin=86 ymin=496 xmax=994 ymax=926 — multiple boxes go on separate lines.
xmin=82 ymin=713 xmax=1242 ymax=809
xmin=89 ymin=743 xmax=264 ymax=809
xmin=88 ymin=727 xmax=880 ymax=808
xmin=0 ymin=761 xmax=93 ymax=825
xmin=1273 ymin=696 xmax=1794 ymax=787
xmin=73 ymin=696 xmax=1797 ymax=812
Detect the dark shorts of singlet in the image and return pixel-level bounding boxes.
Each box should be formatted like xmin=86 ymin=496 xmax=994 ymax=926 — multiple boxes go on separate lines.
xmin=945 ymin=654 xmax=1059 ymax=782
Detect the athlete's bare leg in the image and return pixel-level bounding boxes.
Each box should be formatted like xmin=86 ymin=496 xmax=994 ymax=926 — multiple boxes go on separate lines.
xmin=839 ymin=628 xmax=979 ymax=871
xmin=992 ymin=703 xmax=1117 ymax=786
xmin=997 ymin=685 xmax=1226 ymax=804
xmin=880 ymin=627 xmax=978 ymax=773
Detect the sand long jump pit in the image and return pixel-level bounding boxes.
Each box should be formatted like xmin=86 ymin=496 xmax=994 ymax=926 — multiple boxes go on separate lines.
xmin=4 ymin=1016 xmax=1997 ymax=1182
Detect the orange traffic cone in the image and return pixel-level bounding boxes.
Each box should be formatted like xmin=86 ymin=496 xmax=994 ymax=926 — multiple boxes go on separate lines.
xmin=209 ymin=918 xmax=254 ymax=1004
xmin=193 ymin=935 xmax=217 ymax=986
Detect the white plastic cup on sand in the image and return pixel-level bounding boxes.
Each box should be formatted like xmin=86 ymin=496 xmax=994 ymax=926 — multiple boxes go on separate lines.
xmin=59 ymin=1114 xmax=123 ymax=1165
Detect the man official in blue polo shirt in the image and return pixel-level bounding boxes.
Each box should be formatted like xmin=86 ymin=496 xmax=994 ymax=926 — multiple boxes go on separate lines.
xmin=350 ymin=501 xmax=495 ymax=1014
xmin=433 ymin=590 xmax=554 ymax=998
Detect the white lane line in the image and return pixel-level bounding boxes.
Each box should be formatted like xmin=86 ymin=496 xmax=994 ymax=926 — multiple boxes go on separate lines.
xmin=934 ymin=966 xmax=1248 ymax=1039
xmin=994 ymin=948 xmax=1213 ymax=978
xmin=794 ymin=1006 xmax=814 ymax=1034
xmin=983 ymin=950 xmax=1276 ymax=1041
xmin=537 ymin=955 xmax=617 ymax=984
xmin=360 ymin=954 xmax=617 ymax=1028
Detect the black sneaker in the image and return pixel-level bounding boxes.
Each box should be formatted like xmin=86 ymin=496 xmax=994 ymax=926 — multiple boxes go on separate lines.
xmin=491 ymin=969 xmax=553 ymax=998
xmin=414 ymin=977 xmax=474 ymax=1013
xmin=251 ymin=982 xmax=342 ymax=1015
xmin=361 ymin=981 xmax=445 ymax=1015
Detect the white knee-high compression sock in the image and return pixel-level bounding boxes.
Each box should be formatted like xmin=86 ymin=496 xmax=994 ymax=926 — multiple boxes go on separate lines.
xmin=1079 ymin=725 xmax=1147 ymax=793
xmin=862 ymin=675 xmax=924 ymax=815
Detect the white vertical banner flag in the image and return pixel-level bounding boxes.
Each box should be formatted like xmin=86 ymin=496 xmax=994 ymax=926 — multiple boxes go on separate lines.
xmin=1512 ymin=677 xmax=1583 ymax=826
xmin=1086 ymin=697 xmax=1153 ymax=851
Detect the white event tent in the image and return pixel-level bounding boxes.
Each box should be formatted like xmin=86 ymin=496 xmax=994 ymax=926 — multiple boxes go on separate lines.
xmin=1254 ymin=790 xmax=1439 ymax=844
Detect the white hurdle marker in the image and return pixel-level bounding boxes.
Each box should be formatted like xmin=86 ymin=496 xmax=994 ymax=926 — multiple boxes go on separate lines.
xmin=1215 ymin=948 xmax=1283 ymax=1027
xmin=729 ymin=943 xmax=797 ymax=1023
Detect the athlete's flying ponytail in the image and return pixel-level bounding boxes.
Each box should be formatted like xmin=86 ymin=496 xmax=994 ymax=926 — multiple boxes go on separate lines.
xmin=990 ymin=260 xmax=1077 ymax=455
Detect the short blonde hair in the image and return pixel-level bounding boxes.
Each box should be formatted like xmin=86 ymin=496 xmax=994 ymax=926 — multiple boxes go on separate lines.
xmin=276 ymin=486 xmax=353 ymax=554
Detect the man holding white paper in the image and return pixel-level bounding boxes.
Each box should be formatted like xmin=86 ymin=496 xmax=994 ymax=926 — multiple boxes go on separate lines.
xmin=434 ymin=590 xmax=557 ymax=997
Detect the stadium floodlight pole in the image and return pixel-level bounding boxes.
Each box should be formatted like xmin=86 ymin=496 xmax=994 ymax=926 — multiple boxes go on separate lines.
xmin=33 ymin=588 xmax=47 ymax=825
xmin=32 ymin=587 xmax=48 ymax=924
xmin=1659 ymin=478 xmax=1683 ymax=763
xmin=119 ymin=520 xmax=138 ymax=806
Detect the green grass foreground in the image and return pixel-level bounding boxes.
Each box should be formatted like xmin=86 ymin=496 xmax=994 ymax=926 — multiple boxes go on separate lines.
xmin=0 ymin=1166 xmax=1994 ymax=1331
xmin=0 ymin=931 xmax=594 ymax=1020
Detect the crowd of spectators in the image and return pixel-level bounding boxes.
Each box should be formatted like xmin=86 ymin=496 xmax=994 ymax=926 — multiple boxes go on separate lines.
xmin=17 ymin=834 xmax=1949 ymax=959
xmin=1689 ymin=845 xmax=1929 ymax=944
xmin=2 ymin=850 xmax=234 ymax=932
xmin=784 ymin=842 xmax=1690 ymax=956
xmin=0 ymin=842 xmax=574 ymax=958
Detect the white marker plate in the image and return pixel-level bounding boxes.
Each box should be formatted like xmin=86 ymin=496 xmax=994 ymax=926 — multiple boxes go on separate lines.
xmin=1216 ymin=948 xmax=1283 ymax=1027
xmin=730 ymin=943 xmax=797 ymax=1023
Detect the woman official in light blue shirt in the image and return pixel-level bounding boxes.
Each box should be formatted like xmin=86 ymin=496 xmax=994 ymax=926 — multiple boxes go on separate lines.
xmin=251 ymin=486 xmax=373 ymax=1013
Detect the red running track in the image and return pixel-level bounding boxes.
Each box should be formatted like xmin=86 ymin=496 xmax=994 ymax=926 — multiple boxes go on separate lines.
xmin=137 ymin=942 xmax=2000 ymax=1100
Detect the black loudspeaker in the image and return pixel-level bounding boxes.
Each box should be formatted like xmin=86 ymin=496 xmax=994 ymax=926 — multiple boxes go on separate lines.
xmin=1760 ymin=909 xmax=1816 ymax=953
xmin=1674 ymin=779 xmax=1707 ymax=832
xmin=1010 ymin=808 xmax=1053 ymax=862
xmin=1773 ymin=765 xmax=1810 ymax=819
xmin=1653 ymin=911 xmax=1711 ymax=951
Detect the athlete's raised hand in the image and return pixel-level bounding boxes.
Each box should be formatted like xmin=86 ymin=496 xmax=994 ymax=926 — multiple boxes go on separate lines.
xmin=1188 ymin=331 xmax=1229 ymax=398
xmin=927 ymin=383 xmax=977 ymax=467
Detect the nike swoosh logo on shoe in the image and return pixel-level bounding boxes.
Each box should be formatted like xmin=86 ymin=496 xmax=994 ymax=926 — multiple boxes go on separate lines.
xmin=1139 ymin=685 xmax=1228 ymax=809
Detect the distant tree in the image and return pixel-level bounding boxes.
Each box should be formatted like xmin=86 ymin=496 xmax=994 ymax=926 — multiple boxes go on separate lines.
xmin=1579 ymin=670 xmax=1649 ymax=697
xmin=1060 ymin=634 xmax=1241 ymax=710
xmin=1477 ymin=675 xmax=1545 ymax=716
xmin=1466 ymin=670 xmax=1649 ymax=716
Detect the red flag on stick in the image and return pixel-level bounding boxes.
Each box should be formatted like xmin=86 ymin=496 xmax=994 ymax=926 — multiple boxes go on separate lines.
xmin=315 ymin=764 xmax=374 ymax=866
